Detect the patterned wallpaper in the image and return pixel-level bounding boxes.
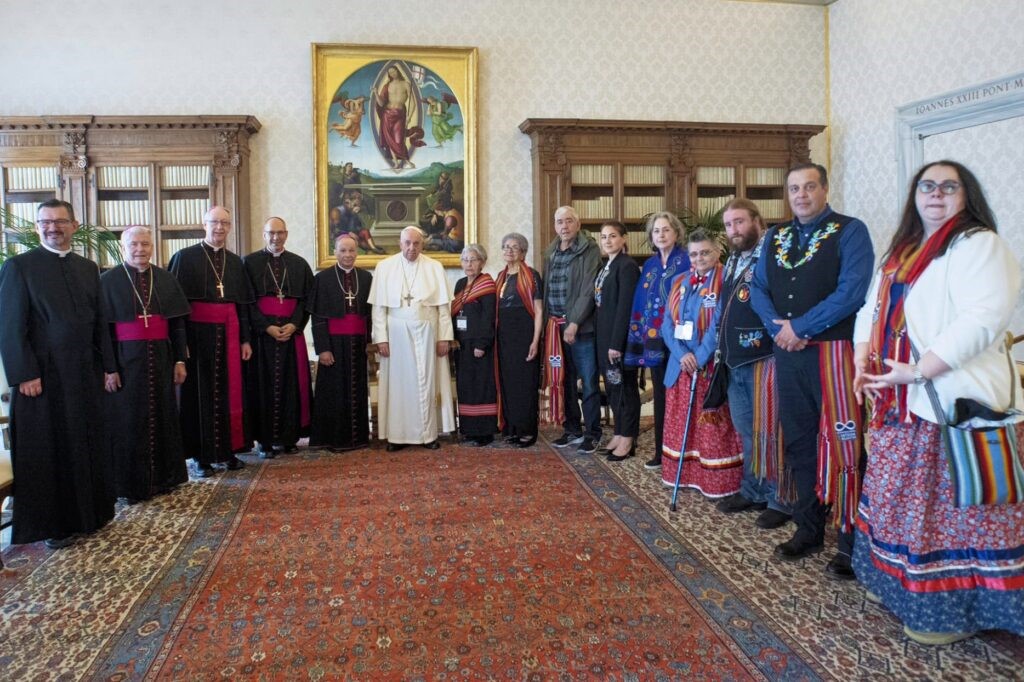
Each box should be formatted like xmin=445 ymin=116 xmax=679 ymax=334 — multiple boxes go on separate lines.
xmin=829 ymin=0 xmax=1024 ymax=345
xmin=0 ymin=0 xmax=826 ymax=272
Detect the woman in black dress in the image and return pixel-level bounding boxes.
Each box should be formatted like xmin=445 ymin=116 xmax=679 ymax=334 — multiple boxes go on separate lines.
xmin=494 ymin=232 xmax=544 ymax=448
xmin=594 ymin=221 xmax=641 ymax=460
xmin=452 ymin=244 xmax=498 ymax=446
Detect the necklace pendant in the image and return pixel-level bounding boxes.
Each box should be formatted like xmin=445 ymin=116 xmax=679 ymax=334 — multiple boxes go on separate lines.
xmin=217 ymin=282 xmax=226 ymax=298
xmin=277 ymin=290 xmax=285 ymax=304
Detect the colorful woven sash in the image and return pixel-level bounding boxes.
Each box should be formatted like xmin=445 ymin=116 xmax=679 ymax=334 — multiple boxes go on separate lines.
xmin=751 ymin=356 xmax=788 ymax=495
xmin=815 ymin=339 xmax=863 ymax=532
xmin=451 ymin=273 xmax=496 ymax=317
xmin=542 ymin=316 xmax=567 ymax=425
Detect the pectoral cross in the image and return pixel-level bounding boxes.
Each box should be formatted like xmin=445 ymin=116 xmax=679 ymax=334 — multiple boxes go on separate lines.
xmin=402 ymin=292 xmax=414 ymax=307
xmin=217 ymin=282 xmax=225 ymax=298
xmin=345 ymin=291 xmax=356 ymax=306
xmin=277 ymin=289 xmax=285 ymax=304
xmin=139 ymin=310 xmax=151 ymax=328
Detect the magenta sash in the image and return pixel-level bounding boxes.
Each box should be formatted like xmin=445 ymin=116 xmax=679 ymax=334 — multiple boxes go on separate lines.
xmin=190 ymin=302 xmax=245 ymax=450
xmin=327 ymin=314 xmax=368 ymax=336
xmin=257 ymin=296 xmax=311 ymax=428
xmin=115 ymin=315 xmax=169 ymax=341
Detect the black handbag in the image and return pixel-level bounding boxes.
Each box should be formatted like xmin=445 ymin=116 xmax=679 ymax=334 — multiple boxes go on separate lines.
xmin=702 ymin=353 xmax=729 ymax=410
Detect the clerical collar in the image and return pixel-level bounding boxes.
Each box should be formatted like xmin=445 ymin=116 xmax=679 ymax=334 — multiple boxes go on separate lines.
xmin=337 ymin=265 xmax=355 ymax=273
xmin=203 ymin=240 xmax=224 ymax=252
xmin=266 ymin=248 xmax=284 ymax=257
xmin=128 ymin=263 xmax=151 ymax=272
xmin=40 ymin=242 xmax=72 ymax=258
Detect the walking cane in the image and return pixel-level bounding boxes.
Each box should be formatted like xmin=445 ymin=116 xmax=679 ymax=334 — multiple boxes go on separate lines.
xmin=669 ymin=369 xmax=700 ymax=512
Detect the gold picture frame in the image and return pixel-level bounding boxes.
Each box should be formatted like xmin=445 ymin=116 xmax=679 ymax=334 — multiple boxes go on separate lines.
xmin=312 ymin=43 xmax=478 ymax=269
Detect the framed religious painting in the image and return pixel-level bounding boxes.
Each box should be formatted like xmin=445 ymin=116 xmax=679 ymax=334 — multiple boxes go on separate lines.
xmin=313 ymin=43 xmax=478 ymax=268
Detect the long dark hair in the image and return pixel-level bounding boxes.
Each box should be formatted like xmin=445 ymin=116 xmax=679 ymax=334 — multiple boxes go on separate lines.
xmin=883 ymin=160 xmax=996 ymax=263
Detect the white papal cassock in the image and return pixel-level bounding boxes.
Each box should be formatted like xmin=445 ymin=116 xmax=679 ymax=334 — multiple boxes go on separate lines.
xmin=368 ymin=252 xmax=455 ymax=444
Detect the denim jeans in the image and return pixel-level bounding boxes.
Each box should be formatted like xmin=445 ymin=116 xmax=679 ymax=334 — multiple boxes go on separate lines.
xmin=727 ymin=361 xmax=791 ymax=514
xmin=562 ymin=331 xmax=602 ymax=441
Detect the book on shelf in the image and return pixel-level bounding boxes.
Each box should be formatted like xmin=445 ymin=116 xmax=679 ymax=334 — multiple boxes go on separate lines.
xmin=98 ymin=200 xmax=150 ymax=227
xmin=623 ymin=165 xmax=665 ymax=185
xmin=752 ymin=198 xmax=785 ymax=221
xmin=623 ymin=195 xmax=665 ymax=220
xmin=161 ymin=198 xmax=208 ymax=225
xmin=696 ymin=194 xmax=736 ymax=216
xmin=162 ymin=236 xmax=203 ymax=262
xmin=4 ymin=166 xmax=58 ymax=191
xmin=626 ymin=230 xmax=650 ymax=255
xmin=745 ymin=167 xmax=784 ymax=186
xmin=570 ymin=164 xmax=614 ymax=185
xmin=3 ymin=201 xmax=41 ymax=224
xmin=696 ymin=166 xmax=735 ymax=186
xmin=570 ymin=195 xmax=614 ymax=221
xmin=97 ymin=166 xmax=151 ymax=189
xmin=160 ymin=165 xmax=212 ymax=188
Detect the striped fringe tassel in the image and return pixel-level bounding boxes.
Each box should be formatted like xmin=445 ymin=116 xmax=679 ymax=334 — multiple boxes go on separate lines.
xmin=815 ymin=340 xmax=863 ymax=533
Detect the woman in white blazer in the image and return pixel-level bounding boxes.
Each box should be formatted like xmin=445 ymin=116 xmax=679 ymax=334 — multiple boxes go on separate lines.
xmin=852 ymin=160 xmax=1024 ymax=645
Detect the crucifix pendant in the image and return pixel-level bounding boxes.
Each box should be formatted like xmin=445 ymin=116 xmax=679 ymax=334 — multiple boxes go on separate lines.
xmin=402 ymin=292 xmax=413 ymax=307
xmin=139 ymin=310 xmax=150 ymax=328
xmin=217 ymin=282 xmax=225 ymax=298
xmin=277 ymin=290 xmax=285 ymax=304
xmin=345 ymin=292 xmax=356 ymax=306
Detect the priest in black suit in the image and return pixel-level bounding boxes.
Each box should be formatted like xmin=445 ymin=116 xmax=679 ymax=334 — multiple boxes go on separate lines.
xmin=168 ymin=205 xmax=254 ymax=477
xmin=243 ymin=217 xmax=314 ymax=457
xmin=307 ymin=233 xmax=373 ymax=451
xmin=0 ymin=199 xmax=118 ymax=548
xmin=101 ymin=226 xmax=191 ymax=501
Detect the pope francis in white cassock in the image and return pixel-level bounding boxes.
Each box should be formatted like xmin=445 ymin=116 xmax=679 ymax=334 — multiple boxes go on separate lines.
xmin=368 ymin=226 xmax=455 ymax=450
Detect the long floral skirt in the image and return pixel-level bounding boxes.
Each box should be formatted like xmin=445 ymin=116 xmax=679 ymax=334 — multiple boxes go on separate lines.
xmin=853 ymin=417 xmax=1024 ymax=635
xmin=661 ymin=372 xmax=742 ymax=497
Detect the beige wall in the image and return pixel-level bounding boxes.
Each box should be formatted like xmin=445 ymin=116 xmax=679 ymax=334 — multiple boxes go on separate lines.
xmin=0 ymin=0 xmax=826 ymax=272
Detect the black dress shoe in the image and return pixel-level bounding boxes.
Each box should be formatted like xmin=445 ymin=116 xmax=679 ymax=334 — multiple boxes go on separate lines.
xmin=824 ymin=553 xmax=856 ymax=581
xmin=606 ymin=445 xmax=636 ymax=462
xmin=755 ymin=509 xmax=793 ymax=529
xmin=225 ymin=456 xmax=246 ymax=471
xmin=643 ymin=456 xmax=662 ymax=469
xmin=517 ymin=436 xmax=537 ymax=448
xmin=424 ymin=440 xmax=441 ymax=450
xmin=44 ymin=536 xmax=76 ymax=550
xmin=283 ymin=444 xmax=298 ymax=454
xmin=386 ymin=442 xmax=406 ymax=452
xmin=773 ymin=533 xmax=824 ymax=562
xmin=716 ymin=494 xmax=768 ymax=514
xmin=195 ymin=463 xmax=215 ymax=478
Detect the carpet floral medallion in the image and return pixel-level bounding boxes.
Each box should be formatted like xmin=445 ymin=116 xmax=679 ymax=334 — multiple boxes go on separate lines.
xmin=1 ymin=431 xmax=1022 ymax=680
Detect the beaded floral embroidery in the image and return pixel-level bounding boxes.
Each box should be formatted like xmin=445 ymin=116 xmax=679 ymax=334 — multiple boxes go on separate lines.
xmin=774 ymin=221 xmax=840 ymax=269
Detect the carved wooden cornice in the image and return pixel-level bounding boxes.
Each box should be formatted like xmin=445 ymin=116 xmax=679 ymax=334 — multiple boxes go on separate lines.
xmin=0 ymin=116 xmax=261 ymax=135
xmin=520 ymin=118 xmax=824 ymax=139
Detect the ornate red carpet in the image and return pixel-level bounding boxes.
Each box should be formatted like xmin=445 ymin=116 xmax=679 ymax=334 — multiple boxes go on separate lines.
xmin=1 ymin=436 xmax=1022 ymax=679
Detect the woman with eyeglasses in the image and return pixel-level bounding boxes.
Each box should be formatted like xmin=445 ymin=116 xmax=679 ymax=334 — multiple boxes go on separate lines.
xmin=594 ymin=222 xmax=641 ymax=461
xmin=624 ymin=212 xmax=691 ymax=470
xmin=452 ymin=244 xmax=498 ymax=446
xmin=660 ymin=229 xmax=742 ymax=496
xmin=852 ymin=160 xmax=1024 ymax=644
xmin=494 ymin=233 xmax=544 ymax=447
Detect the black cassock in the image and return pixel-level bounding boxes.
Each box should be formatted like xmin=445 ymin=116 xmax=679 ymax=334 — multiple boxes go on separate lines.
xmin=0 ymin=248 xmax=116 ymax=544
xmin=169 ymin=242 xmax=254 ymax=464
xmin=243 ymin=249 xmax=314 ymax=451
xmin=452 ymin=276 xmax=498 ymax=439
xmin=306 ymin=265 xmax=372 ymax=450
xmin=101 ymin=264 xmax=190 ymax=500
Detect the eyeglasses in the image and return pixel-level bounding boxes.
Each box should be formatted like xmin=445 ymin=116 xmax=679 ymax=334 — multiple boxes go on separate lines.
xmin=205 ymin=220 xmax=232 ymax=227
xmin=460 ymin=257 xmax=481 ymax=263
xmin=501 ymin=245 xmax=522 ymax=252
xmin=37 ymin=219 xmax=72 ymax=228
xmin=688 ymin=249 xmax=714 ymax=259
xmin=917 ymin=180 xmax=961 ymax=195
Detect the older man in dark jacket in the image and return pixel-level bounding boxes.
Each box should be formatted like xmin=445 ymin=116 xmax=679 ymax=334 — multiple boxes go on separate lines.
xmin=542 ymin=206 xmax=602 ymax=453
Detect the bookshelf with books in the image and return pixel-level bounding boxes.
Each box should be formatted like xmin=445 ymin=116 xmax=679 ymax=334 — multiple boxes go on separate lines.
xmin=0 ymin=115 xmax=260 ymax=267
xmin=1 ymin=165 xmax=59 ymax=256
xmin=519 ymin=119 xmax=824 ymax=269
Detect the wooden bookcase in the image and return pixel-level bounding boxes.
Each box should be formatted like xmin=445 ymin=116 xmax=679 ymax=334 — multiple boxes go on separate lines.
xmin=519 ymin=119 xmax=825 ymax=262
xmin=0 ymin=115 xmax=261 ymax=267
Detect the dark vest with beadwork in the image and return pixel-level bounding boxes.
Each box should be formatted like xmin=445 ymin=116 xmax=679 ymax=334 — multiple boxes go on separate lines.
xmin=765 ymin=211 xmax=855 ymax=342
xmin=718 ymin=239 xmax=774 ymax=368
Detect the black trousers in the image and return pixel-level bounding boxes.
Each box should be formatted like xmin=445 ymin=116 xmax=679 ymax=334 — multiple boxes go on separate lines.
xmin=598 ymin=351 xmax=639 ymax=438
xmin=651 ymin=363 xmax=667 ymax=460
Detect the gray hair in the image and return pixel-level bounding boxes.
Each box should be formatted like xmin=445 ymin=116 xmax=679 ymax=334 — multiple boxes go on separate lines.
xmin=644 ymin=211 xmax=685 ymax=250
xmin=334 ymin=232 xmax=358 ymax=250
xmin=400 ymin=225 xmax=426 ymax=241
xmin=500 ymin=232 xmax=529 ymax=255
xmin=120 ymin=226 xmax=154 ymax=245
xmin=554 ymin=205 xmax=579 ymax=223
xmin=461 ymin=243 xmax=487 ymax=262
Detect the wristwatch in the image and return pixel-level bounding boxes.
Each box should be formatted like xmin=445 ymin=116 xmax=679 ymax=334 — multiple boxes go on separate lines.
xmin=911 ymin=364 xmax=926 ymax=385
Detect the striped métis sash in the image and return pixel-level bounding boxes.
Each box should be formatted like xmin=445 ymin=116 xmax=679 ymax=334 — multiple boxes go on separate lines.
xmin=751 ymin=356 xmax=789 ymax=495
xmin=816 ymin=339 xmax=863 ymax=532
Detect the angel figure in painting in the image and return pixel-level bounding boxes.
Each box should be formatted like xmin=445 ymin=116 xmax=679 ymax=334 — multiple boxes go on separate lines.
xmin=330 ymin=94 xmax=367 ymax=146
xmin=424 ymin=94 xmax=462 ymax=148
xmin=373 ymin=65 xmax=425 ymax=170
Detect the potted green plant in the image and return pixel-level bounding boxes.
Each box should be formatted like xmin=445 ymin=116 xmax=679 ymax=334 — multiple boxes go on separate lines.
xmin=0 ymin=206 xmax=122 ymax=266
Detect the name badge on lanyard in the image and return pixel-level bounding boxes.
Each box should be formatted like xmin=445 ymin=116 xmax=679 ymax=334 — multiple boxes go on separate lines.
xmin=675 ymin=320 xmax=694 ymax=341
xmin=456 ymin=316 xmax=468 ymax=331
